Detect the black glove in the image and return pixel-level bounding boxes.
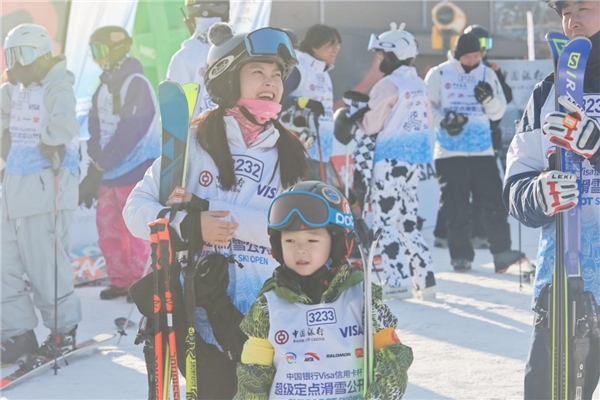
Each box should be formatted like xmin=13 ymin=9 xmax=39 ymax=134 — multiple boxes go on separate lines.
xmin=440 ymin=111 xmax=468 ymax=136
xmin=474 ymin=81 xmax=494 ymax=104
xmin=298 ymin=97 xmax=325 ymax=118
xmin=78 ymin=162 xmax=103 ymax=208
xmin=343 ymin=90 xmax=370 ymax=123
xmin=194 ymin=253 xmax=247 ymax=361
xmin=41 ymin=143 xmax=65 ymax=170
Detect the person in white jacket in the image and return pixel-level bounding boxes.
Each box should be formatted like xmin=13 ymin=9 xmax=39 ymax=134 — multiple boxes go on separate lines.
xmin=166 ymin=0 xmax=229 ymax=118
xmin=1 ymin=24 xmax=81 ymax=363
xmin=425 ymin=32 xmax=524 ymax=273
xmin=355 ymin=23 xmax=436 ymax=300
xmin=123 ymin=23 xmax=307 ymax=398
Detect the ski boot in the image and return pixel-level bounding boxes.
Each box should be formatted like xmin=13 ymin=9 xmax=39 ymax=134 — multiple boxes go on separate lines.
xmin=38 ymin=326 xmax=77 ymax=358
xmin=493 ymin=250 xmax=527 ymax=274
xmin=100 ymin=286 xmax=129 ymax=300
xmin=451 ymin=258 xmax=472 ymax=273
xmin=0 ymin=330 xmax=38 ymax=365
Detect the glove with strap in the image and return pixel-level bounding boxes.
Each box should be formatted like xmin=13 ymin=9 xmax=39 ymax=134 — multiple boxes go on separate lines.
xmin=343 ymin=90 xmax=370 ymax=123
xmin=535 ymin=170 xmax=579 ymax=216
xmin=543 ymin=94 xmax=600 ymax=165
xmin=297 ymin=97 xmax=325 ymax=118
xmin=41 ymin=143 xmax=65 ymax=171
xmin=474 ymin=81 xmax=494 ymax=104
xmin=440 ymin=111 xmax=468 ymax=136
xmin=78 ymin=162 xmax=103 ymax=208
xmin=194 ymin=253 xmax=247 ymax=361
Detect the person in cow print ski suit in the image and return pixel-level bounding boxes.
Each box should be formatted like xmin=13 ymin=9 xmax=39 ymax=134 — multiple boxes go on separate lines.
xmin=355 ymin=23 xmax=436 ymax=300
xmin=167 ymin=0 xmax=229 ymax=119
xmin=1 ymin=24 xmax=81 ymax=363
xmin=124 ymin=23 xmax=307 ymax=398
xmin=425 ymin=32 xmax=525 ymax=273
xmin=236 ymin=182 xmax=413 ymax=399
xmin=84 ymin=26 xmax=160 ymax=302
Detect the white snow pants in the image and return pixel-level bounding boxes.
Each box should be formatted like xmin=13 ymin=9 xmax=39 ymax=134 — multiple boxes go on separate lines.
xmin=370 ymin=159 xmax=436 ymax=290
xmin=1 ymin=210 xmax=82 ymax=339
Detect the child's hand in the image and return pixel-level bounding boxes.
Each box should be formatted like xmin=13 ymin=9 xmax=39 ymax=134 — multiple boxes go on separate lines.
xmin=201 ymin=210 xmax=239 ymax=246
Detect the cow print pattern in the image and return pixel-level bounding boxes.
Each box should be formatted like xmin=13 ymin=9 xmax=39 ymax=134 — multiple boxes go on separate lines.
xmin=370 ymin=160 xmax=436 ymax=291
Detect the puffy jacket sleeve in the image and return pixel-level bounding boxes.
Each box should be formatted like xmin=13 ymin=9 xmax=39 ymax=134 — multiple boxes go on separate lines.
xmin=235 ymin=295 xmax=276 ymax=400
xmin=358 ymin=79 xmax=398 ymax=136
xmin=365 ymin=285 xmax=413 ymax=400
xmin=1 ymin=82 xmax=14 ymax=133
xmin=122 ymin=157 xmax=187 ymax=240
xmin=424 ymin=66 xmax=445 ymax=128
xmin=42 ymin=78 xmax=79 ymax=146
xmin=481 ymin=66 xmax=507 ymax=122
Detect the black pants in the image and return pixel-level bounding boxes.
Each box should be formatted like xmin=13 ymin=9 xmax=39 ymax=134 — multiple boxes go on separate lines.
xmin=524 ymin=315 xmax=600 ymax=400
xmin=435 ymin=156 xmax=511 ymax=261
xmin=434 ymin=197 xmax=486 ymax=239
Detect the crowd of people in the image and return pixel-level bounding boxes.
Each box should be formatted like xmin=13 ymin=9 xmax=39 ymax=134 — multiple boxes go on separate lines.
xmin=1 ymin=0 xmax=599 ymax=398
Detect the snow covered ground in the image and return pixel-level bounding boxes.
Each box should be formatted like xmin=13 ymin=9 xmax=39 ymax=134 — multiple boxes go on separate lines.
xmin=2 ymin=219 xmax=597 ymax=400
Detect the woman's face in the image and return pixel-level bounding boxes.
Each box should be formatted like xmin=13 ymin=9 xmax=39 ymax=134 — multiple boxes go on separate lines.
xmin=312 ymin=39 xmax=341 ymax=67
xmin=238 ymin=62 xmax=283 ymax=103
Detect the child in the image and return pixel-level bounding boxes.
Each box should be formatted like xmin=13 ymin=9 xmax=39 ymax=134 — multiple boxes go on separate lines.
xmin=235 ymin=181 xmax=413 ymax=399
xmin=356 ymin=23 xmax=436 ymax=299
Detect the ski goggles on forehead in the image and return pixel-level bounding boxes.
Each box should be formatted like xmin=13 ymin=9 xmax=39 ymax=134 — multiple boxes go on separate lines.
xmin=268 ymin=191 xmax=353 ymax=231
xmin=5 ymin=46 xmax=38 ymax=69
xmin=244 ymin=28 xmax=297 ymax=64
xmin=367 ymin=34 xmax=396 ymax=51
xmin=90 ymin=43 xmax=110 ymax=60
xmin=479 ymin=37 xmax=493 ymax=51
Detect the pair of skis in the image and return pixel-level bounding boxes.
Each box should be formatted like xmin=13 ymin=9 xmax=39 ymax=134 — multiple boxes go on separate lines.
xmin=545 ymin=32 xmax=599 ymax=400
xmin=153 ymin=81 xmax=200 ymax=400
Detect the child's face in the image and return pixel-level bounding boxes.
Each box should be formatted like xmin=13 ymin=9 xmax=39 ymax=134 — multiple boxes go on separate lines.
xmin=281 ymin=228 xmax=332 ymax=276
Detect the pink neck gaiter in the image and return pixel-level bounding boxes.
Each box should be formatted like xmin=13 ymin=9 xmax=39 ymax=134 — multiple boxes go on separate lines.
xmin=225 ymin=99 xmax=282 ymax=146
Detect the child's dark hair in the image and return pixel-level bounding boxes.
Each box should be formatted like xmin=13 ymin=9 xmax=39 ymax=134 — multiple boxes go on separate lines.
xmin=194 ymin=107 xmax=308 ymax=191
xmin=298 ymin=24 xmax=341 ymax=56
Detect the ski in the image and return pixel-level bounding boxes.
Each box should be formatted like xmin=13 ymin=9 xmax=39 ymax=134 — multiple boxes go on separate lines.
xmin=155 ymin=80 xmax=200 ymax=400
xmin=545 ymin=32 xmax=592 ymax=400
xmin=357 ymin=228 xmax=382 ymax=396
xmin=0 ymin=333 xmax=115 ymax=391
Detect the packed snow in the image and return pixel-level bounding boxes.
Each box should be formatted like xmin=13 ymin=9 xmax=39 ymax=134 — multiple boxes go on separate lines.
xmin=2 ymin=219 xmax=597 ymax=400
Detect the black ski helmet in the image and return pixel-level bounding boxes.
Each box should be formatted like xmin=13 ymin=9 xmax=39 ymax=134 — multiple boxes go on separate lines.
xmin=204 ymin=23 xmax=298 ymax=107
xmin=464 ymin=25 xmax=490 ymax=40
xmin=185 ymin=0 xmax=229 ymax=22
xmin=89 ymin=26 xmax=132 ymax=66
xmin=541 ymin=0 xmax=563 ymax=16
xmin=267 ymin=181 xmax=354 ymax=267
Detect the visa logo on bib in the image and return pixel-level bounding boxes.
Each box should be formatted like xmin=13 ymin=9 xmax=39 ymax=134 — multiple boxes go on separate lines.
xmin=339 ymin=325 xmax=363 ymax=338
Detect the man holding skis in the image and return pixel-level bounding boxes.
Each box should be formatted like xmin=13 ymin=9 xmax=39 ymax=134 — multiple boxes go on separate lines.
xmin=503 ymin=1 xmax=600 ymax=398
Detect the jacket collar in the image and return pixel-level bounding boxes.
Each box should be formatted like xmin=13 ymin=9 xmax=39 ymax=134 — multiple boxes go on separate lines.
xmin=297 ymin=51 xmax=333 ymax=73
xmin=224 ymin=115 xmax=280 ymax=149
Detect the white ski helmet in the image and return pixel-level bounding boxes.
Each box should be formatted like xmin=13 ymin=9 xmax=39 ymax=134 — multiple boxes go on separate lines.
xmin=4 ymin=24 xmax=54 ymax=69
xmin=368 ymin=22 xmax=418 ymax=61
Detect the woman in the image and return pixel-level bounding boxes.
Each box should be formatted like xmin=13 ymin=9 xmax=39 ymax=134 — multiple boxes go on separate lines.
xmin=123 ymin=23 xmax=307 ymax=399
xmin=281 ymin=24 xmax=341 ymax=186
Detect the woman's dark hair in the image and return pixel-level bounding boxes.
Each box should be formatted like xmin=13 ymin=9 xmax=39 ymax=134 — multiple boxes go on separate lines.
xmin=195 ymin=107 xmax=308 ymax=191
xmin=298 ymin=24 xmax=341 ymax=56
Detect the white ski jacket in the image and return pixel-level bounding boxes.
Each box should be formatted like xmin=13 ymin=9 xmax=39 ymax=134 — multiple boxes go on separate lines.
xmin=123 ymin=116 xmax=288 ymax=345
xmin=425 ymin=53 xmax=506 ymax=160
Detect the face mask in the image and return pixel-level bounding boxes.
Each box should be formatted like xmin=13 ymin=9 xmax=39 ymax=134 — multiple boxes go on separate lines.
xmin=237 ymin=98 xmax=282 ymax=124
xmin=7 ymin=63 xmax=39 ymax=86
xmin=461 ymin=62 xmax=480 ymax=74
xmin=194 ymin=17 xmax=223 ymax=35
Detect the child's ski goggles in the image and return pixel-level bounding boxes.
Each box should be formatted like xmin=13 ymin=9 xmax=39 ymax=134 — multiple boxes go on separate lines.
xmin=479 ymin=37 xmax=493 ymax=51
xmin=267 ymin=191 xmax=354 ymax=231
xmin=90 ymin=43 xmax=111 ymax=60
xmin=5 ymin=46 xmax=38 ymax=68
